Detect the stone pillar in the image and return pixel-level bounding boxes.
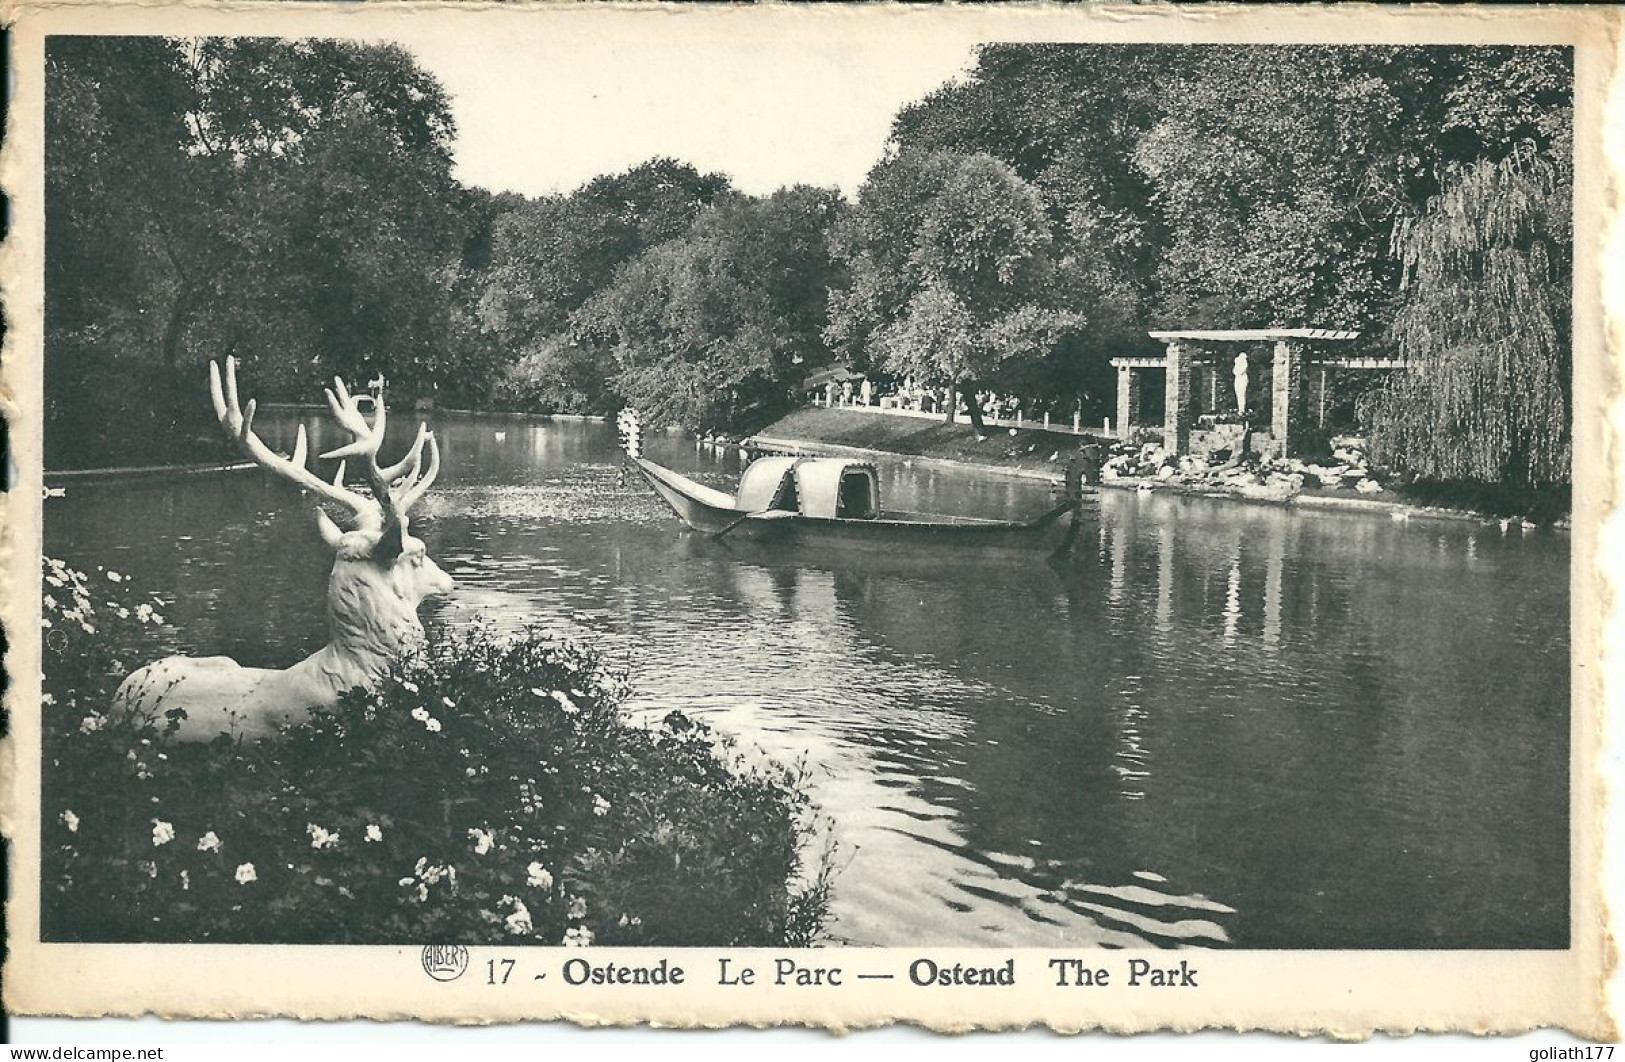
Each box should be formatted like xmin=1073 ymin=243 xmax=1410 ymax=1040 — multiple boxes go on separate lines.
xmin=1271 ymin=340 xmax=1304 ymax=458
xmin=1164 ymin=342 xmax=1193 ymax=454
xmin=1115 ymin=364 xmax=1141 ymax=440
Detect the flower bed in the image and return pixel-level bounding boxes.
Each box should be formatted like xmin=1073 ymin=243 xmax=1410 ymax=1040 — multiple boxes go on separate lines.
xmin=41 ymin=559 xmax=833 ymax=946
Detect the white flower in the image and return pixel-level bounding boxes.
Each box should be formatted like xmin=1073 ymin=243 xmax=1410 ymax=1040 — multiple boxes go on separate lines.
xmin=400 ymin=679 xmax=420 ymax=693
xmin=151 ymin=820 xmax=175 ymax=846
xmin=410 ymin=707 xmax=430 ymax=722
xmin=425 ymin=717 xmax=442 ymax=733
xmin=78 ymin=714 xmax=103 ymax=734
xmin=197 ymin=831 xmax=222 ymax=853
xmin=502 ymin=895 xmax=533 ymax=936
xmin=563 ymin=926 xmax=595 ymax=947
xmin=442 ymin=696 xmax=456 ymax=709
xmin=307 ymin=823 xmax=340 ymax=850
xmin=106 ymin=570 xmax=124 ymax=583
xmin=568 ymin=895 xmax=587 ymax=920
xmin=60 ymin=809 xmax=79 ymax=833
xmin=468 ymin=827 xmax=495 ymax=855
xmin=365 ymin=824 xmax=383 ymax=843
xmin=592 ymin=795 xmax=611 ymax=817
xmin=234 ymin=863 xmax=257 ymax=884
xmin=551 ymin=690 xmax=579 ymax=715
xmin=526 ymin=863 xmax=554 ymax=891
xmin=180 ymin=870 xmax=191 ymax=891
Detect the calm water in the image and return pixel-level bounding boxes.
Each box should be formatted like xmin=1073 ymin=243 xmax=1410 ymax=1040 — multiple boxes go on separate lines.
xmin=46 ymin=413 xmax=1570 ymax=949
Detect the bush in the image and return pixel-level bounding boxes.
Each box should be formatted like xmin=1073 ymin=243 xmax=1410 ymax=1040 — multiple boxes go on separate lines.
xmin=41 ymin=558 xmax=834 ymax=946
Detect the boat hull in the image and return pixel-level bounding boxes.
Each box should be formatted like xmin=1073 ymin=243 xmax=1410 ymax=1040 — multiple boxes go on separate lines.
xmin=633 ymin=458 xmax=1086 ymax=554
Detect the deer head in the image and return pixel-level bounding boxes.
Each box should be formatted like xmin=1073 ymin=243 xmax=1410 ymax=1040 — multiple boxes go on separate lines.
xmin=210 ymin=357 xmax=455 ymax=661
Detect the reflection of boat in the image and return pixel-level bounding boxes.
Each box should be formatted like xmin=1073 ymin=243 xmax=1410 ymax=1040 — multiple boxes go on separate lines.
xmin=631 ymin=454 xmax=1086 ymax=553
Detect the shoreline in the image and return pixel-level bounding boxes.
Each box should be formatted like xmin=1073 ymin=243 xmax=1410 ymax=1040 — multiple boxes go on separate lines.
xmin=43 ymin=409 xmax=615 ymax=480
xmin=44 ymin=459 xmax=257 ymax=484
xmin=257 ymin=401 xmax=607 ymax=423
xmin=748 ymin=431 xmax=1556 ymax=530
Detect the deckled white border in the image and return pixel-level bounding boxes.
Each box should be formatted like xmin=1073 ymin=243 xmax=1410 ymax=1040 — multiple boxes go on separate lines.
xmin=1 ymin=1 xmax=1617 ymax=1037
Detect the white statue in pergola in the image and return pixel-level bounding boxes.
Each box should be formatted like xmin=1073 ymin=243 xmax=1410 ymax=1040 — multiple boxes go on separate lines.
xmin=114 ymin=357 xmax=455 ymax=740
xmin=1232 ymin=351 xmax=1250 ymax=417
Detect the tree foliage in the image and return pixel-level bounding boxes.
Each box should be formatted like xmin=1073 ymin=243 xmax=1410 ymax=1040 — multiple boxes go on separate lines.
xmin=864 ymin=43 xmax=1572 ymax=474
xmin=828 ymin=151 xmax=1080 ymax=422
xmin=572 ymin=187 xmax=847 ymax=429
xmin=1134 ymin=46 xmax=1570 ymax=333
xmin=479 ymin=159 xmax=732 ymax=352
xmin=1364 ymin=141 xmax=1571 ymax=487
xmin=46 ymin=38 xmax=1574 ymax=485
xmin=45 ymin=37 xmax=483 ymax=468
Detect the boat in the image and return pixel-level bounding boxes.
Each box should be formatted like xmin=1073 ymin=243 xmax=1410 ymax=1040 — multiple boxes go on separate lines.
xmin=628 ymin=452 xmax=1088 ymax=554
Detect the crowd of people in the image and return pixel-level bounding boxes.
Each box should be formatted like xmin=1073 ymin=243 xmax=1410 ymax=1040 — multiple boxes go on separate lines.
xmin=815 ymin=376 xmax=1082 ymax=427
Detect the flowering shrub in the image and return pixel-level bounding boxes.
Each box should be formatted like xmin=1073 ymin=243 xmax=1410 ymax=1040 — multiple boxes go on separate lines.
xmin=42 ymin=558 xmax=834 ymax=946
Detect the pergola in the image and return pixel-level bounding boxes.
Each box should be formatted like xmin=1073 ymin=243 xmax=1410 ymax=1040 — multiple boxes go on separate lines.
xmin=1109 ymin=329 xmax=1407 ymax=459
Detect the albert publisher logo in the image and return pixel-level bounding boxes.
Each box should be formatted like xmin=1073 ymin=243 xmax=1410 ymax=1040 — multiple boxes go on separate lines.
xmin=422 ymin=944 xmax=470 ymax=982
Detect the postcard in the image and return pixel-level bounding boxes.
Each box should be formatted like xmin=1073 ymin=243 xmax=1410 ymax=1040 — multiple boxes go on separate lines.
xmin=2 ymin=1 xmax=1617 ymax=1038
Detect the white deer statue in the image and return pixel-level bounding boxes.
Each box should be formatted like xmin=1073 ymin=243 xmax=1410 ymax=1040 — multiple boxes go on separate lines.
xmin=114 ymin=357 xmax=455 ymax=740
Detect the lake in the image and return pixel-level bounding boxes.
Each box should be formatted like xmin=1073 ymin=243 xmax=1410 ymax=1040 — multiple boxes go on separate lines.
xmin=45 ymin=412 xmax=1571 ymax=949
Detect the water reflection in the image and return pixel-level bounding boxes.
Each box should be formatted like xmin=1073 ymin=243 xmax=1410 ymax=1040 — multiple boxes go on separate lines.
xmin=44 ymin=414 xmax=1569 ymax=949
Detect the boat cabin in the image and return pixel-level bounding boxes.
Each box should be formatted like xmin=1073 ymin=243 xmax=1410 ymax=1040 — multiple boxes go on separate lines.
xmin=736 ymin=457 xmax=880 ymax=520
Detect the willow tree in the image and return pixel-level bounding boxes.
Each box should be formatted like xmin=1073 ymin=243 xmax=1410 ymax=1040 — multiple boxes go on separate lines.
xmin=1366 ymin=140 xmax=1571 ymax=487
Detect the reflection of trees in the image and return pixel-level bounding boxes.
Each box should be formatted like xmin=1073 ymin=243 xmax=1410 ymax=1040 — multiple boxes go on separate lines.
xmin=1074 ymin=493 xmax=1568 ymax=947
xmin=792 ymin=489 xmax=1567 ymax=948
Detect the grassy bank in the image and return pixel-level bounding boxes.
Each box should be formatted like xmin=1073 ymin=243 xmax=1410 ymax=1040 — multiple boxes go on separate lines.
xmin=754 ymin=407 xmax=1101 ymax=477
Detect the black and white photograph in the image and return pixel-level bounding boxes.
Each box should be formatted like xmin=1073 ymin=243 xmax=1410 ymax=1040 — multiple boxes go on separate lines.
xmin=4 ymin=1 xmax=1614 ymax=1038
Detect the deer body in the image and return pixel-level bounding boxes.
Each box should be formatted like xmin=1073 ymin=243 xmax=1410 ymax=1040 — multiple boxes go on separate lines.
xmin=116 ymin=359 xmax=454 ymax=741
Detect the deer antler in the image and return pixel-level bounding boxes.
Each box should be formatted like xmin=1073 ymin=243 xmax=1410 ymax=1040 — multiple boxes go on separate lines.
xmin=210 ymin=357 xmax=440 ymax=539
xmin=211 ymin=357 xmax=378 ymax=529
xmin=317 ymin=374 xmax=439 ymax=532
